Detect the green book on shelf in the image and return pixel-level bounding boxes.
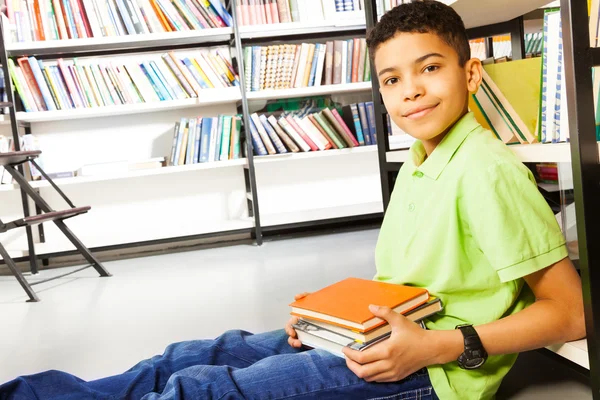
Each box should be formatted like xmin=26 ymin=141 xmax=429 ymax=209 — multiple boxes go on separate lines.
xmin=313 ymin=112 xmax=346 ymax=149
xmin=220 ymin=115 xmax=233 ymax=161
xmin=8 ymin=59 xmax=33 ymax=112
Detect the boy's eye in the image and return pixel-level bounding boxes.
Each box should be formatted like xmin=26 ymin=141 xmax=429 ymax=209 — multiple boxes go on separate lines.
xmin=424 ymin=65 xmax=439 ymax=73
xmin=384 ymin=77 xmax=399 ymax=86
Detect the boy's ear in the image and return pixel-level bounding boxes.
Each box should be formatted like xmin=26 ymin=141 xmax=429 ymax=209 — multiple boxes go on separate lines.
xmin=465 ymin=58 xmax=483 ymax=93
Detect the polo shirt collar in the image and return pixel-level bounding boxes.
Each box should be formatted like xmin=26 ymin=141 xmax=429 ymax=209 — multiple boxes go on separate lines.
xmin=410 ymin=112 xmax=480 ymax=180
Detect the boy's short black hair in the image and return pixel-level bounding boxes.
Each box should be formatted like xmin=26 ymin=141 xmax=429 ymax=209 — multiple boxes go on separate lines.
xmin=367 ymin=0 xmax=471 ymax=66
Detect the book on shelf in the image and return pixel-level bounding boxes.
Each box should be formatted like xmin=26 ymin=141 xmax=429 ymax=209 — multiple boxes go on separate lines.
xmin=235 ymin=0 xmax=366 ymax=26
xmin=244 ymin=37 xmax=369 ymax=91
xmin=468 ymin=8 xmax=577 ymax=145
xmin=247 ymin=102 xmax=376 ymax=157
xmin=5 ymin=0 xmax=233 ymax=43
xmin=293 ymin=296 xmax=442 ymax=358
xmin=289 ymin=277 xmax=430 ymax=332
xmin=169 ymin=115 xmax=242 ymax=166
xmin=0 ymin=134 xmax=45 ymax=184
xmin=8 ymin=47 xmax=240 ymax=113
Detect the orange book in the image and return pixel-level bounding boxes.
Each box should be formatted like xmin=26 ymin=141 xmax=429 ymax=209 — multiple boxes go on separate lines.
xmin=149 ymin=0 xmax=173 ymax=31
xmin=351 ymin=38 xmax=360 ymax=83
xmin=289 ymin=277 xmax=429 ymax=333
xmin=33 ymin=0 xmax=45 ymax=41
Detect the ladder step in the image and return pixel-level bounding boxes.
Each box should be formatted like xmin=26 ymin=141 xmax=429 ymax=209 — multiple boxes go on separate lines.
xmin=0 ymin=150 xmax=41 ymax=166
xmin=0 ymin=102 xmax=13 ymax=108
xmin=4 ymin=206 xmax=91 ymax=231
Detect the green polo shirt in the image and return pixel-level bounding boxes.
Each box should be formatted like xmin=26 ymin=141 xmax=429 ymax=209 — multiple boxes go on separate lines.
xmin=374 ymin=112 xmax=568 ymax=400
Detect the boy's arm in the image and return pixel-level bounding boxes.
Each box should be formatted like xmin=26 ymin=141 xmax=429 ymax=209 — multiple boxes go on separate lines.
xmin=431 ymin=256 xmax=586 ymax=365
xmin=343 ymin=256 xmax=585 ymax=382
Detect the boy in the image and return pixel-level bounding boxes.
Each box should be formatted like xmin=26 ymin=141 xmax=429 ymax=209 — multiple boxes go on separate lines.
xmin=0 ymin=1 xmax=585 ymax=399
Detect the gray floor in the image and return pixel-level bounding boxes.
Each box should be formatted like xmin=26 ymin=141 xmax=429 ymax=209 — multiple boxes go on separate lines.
xmin=0 ymin=229 xmax=592 ymax=399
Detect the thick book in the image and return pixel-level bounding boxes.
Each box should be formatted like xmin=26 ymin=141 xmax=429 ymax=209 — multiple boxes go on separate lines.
xmin=293 ymin=318 xmax=429 ymax=359
xmin=304 ymin=296 xmax=443 ymax=343
xmin=289 ymin=277 xmax=429 ymax=332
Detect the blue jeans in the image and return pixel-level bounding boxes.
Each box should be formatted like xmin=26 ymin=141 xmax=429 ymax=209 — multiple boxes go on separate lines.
xmin=0 ymin=329 xmax=438 ymax=400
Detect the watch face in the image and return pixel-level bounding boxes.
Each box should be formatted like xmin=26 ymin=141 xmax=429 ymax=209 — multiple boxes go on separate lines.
xmin=463 ymin=357 xmax=486 ymax=369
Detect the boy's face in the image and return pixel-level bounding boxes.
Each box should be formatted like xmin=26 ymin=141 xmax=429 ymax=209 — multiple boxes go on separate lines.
xmin=375 ymin=32 xmax=482 ymax=153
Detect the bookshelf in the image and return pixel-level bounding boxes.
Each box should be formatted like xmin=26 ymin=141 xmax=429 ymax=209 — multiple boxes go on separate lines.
xmin=0 ymin=0 xmax=386 ymax=260
xmin=239 ymin=21 xmax=366 ymax=39
xmin=246 ymin=82 xmax=372 ymax=101
xmin=2 ymin=25 xmax=235 ymax=56
xmin=385 ymin=142 xmax=600 ymax=164
xmin=254 ymin=145 xmax=376 ymax=164
xmin=14 ymin=88 xmax=242 ymax=122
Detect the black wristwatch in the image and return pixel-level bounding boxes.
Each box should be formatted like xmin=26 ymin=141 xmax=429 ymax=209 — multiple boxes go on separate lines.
xmin=456 ymin=324 xmax=488 ymax=370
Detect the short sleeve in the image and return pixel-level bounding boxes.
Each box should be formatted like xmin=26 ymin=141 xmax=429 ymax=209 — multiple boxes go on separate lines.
xmin=462 ymin=160 xmax=568 ymax=283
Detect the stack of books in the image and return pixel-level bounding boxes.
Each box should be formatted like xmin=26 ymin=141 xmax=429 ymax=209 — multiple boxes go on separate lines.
xmin=244 ymin=38 xmax=370 ymax=91
xmin=289 ymin=277 xmax=443 ymax=358
xmin=247 ymin=103 xmax=376 ymax=156
xmin=235 ymin=0 xmax=367 ymax=26
xmin=9 ymin=48 xmax=239 ymax=112
xmin=168 ymin=115 xmax=242 ymax=165
xmin=7 ymin=0 xmax=233 ymax=43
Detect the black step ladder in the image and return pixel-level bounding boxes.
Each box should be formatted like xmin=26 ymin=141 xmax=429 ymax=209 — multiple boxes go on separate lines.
xmin=0 ymin=150 xmax=111 ymax=302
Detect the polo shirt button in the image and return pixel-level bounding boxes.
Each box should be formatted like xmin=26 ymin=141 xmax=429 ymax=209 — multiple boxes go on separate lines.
xmin=415 ymin=171 xmax=424 ymax=178
xmin=408 ymin=203 xmax=415 ymax=212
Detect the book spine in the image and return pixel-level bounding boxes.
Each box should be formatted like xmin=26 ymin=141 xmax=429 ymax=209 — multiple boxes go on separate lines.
xmin=306 ymin=113 xmax=336 ymax=149
xmin=314 ymin=111 xmax=345 ymax=149
xmin=287 ymin=115 xmax=318 ymax=151
xmin=259 ymin=114 xmax=287 ymax=153
xmin=248 ymin=115 xmax=268 ymax=155
xmin=332 ymin=107 xmax=359 ymax=146
xmin=365 ymin=101 xmax=377 ymax=144
xmin=219 ymin=115 xmax=232 ymax=160
xmin=349 ymin=104 xmax=365 ymax=145
xmin=250 ymin=112 xmax=276 ymax=154
xmin=266 ymin=115 xmax=299 ymax=152
xmin=357 ymin=102 xmax=371 ymax=145
xmin=278 ymin=116 xmax=310 ymax=152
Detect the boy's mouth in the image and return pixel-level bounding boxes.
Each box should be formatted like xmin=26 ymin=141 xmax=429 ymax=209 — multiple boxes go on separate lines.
xmin=403 ymin=104 xmax=439 ymax=120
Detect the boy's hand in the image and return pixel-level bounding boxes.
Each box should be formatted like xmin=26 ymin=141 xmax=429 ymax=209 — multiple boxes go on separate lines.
xmin=342 ymin=304 xmax=435 ymax=382
xmin=285 ymin=292 xmax=310 ymax=348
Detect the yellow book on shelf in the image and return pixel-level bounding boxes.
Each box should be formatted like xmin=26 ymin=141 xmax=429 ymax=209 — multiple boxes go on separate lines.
xmin=482 ymin=58 xmax=542 ymax=139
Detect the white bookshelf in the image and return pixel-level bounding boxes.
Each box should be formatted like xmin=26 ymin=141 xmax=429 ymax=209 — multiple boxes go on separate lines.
xmin=239 ymin=21 xmax=366 ymax=39
xmin=246 ymin=82 xmax=372 ymax=102
xmin=260 ymin=201 xmax=383 ymax=227
xmin=445 ymin=0 xmax=554 ymax=29
xmin=546 ymin=339 xmax=590 ymax=369
xmin=15 ymin=87 xmax=242 ymax=123
xmin=0 ymin=159 xmax=247 ymax=192
xmin=4 ymin=28 xmax=234 ymax=56
xmin=254 ymin=145 xmax=376 ymax=164
xmin=386 ymin=142 xmax=600 ymax=164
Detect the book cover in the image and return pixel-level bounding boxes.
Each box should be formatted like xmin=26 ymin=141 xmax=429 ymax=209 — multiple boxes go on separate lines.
xmin=305 ymin=296 xmax=443 ymax=343
xmin=290 ymin=277 xmax=429 ymax=332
